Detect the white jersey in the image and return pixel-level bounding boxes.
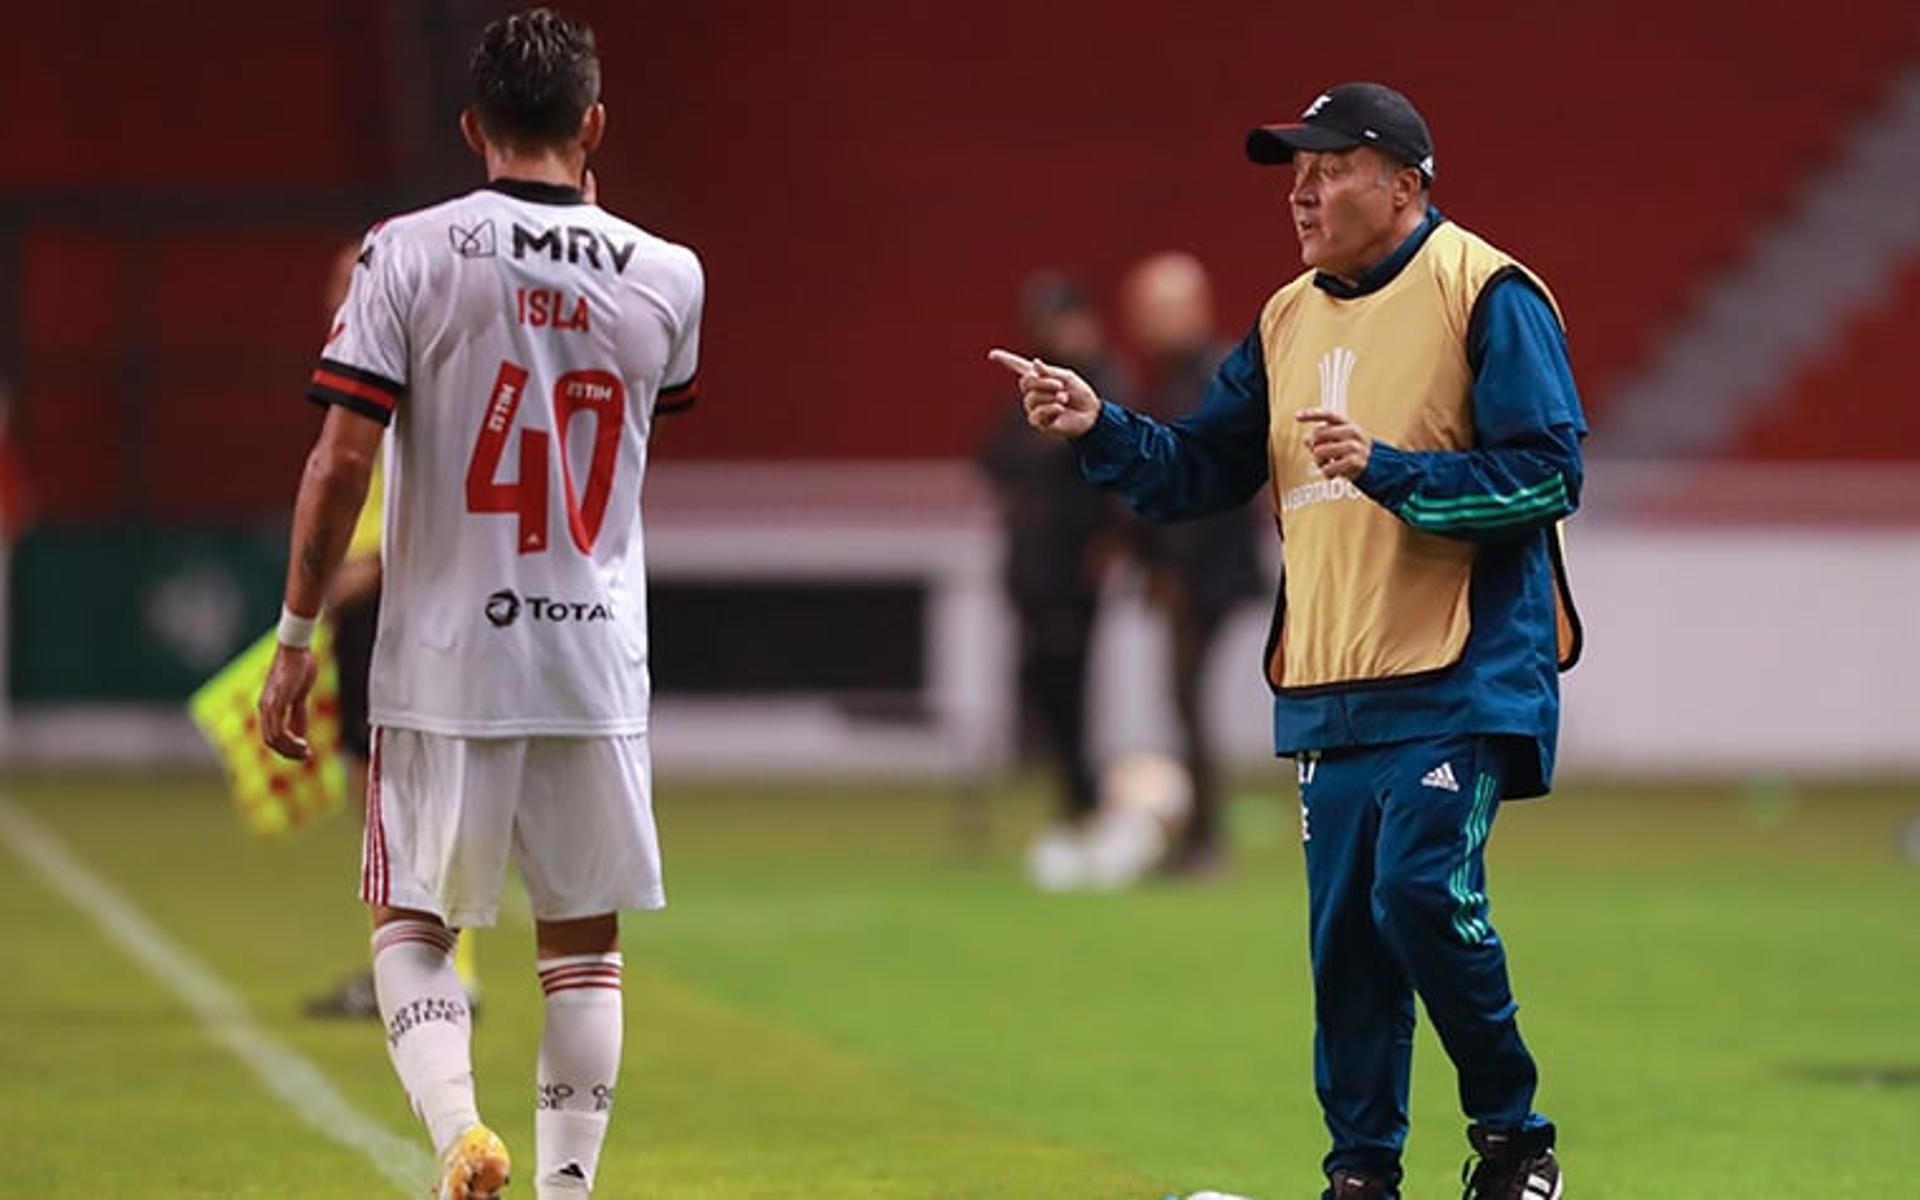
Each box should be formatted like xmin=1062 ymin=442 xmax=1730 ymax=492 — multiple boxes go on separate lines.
xmin=309 ymin=180 xmax=703 ymax=736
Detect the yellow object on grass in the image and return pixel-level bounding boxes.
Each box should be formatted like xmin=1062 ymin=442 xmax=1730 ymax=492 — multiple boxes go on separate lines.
xmin=345 ymin=453 xmax=384 ymax=562
xmin=188 ymin=625 xmax=348 ymax=839
xmin=454 ymin=928 xmax=479 ymax=992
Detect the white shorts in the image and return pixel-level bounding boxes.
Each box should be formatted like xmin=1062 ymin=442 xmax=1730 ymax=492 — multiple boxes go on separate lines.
xmin=360 ymin=728 xmax=664 ymax=927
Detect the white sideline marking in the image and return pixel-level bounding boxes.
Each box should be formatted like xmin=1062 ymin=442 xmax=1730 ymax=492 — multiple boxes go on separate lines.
xmin=0 ymin=797 xmax=432 ymax=1195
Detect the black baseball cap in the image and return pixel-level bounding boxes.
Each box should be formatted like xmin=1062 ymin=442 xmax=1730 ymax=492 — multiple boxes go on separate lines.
xmin=1246 ymin=82 xmax=1436 ymax=183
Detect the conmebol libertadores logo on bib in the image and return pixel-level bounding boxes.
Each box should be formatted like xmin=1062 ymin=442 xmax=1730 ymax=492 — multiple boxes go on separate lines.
xmin=1281 ymin=346 xmax=1367 ymax=514
xmin=1317 ymin=345 xmax=1356 ymax=418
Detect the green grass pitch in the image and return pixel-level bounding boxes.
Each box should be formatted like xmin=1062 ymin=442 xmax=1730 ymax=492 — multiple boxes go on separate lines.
xmin=3 ymin=769 xmax=1918 ymax=1197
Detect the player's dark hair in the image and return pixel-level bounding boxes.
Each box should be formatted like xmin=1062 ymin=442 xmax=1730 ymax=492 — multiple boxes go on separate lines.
xmin=469 ymin=8 xmax=601 ymax=149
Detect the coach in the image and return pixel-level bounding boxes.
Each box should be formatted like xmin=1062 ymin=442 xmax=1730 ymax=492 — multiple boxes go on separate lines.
xmin=996 ymin=82 xmax=1581 ymax=1200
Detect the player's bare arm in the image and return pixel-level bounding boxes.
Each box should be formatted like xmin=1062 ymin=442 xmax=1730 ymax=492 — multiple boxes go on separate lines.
xmin=986 ymin=348 xmax=1101 ymax=437
xmin=1297 ymin=407 xmax=1373 ymax=479
xmin=259 ymin=405 xmax=385 ymax=760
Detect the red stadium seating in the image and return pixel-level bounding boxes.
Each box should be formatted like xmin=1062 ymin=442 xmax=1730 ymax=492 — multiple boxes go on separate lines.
xmin=0 ymin=3 xmax=384 ymax=189
xmin=4 ymin=1 xmax=1918 ymax=523
xmin=2 ymin=3 xmax=384 ymax=518
xmin=580 ymin=0 xmax=1920 ymax=460
xmin=1736 ymin=256 xmax=1920 ymax=460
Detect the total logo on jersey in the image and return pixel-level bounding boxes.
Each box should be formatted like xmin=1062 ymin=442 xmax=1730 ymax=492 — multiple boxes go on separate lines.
xmin=484 ymin=588 xmax=613 ymax=628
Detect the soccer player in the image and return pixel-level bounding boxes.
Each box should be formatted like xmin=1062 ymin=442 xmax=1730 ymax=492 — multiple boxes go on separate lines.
xmin=258 ymin=11 xmax=703 ymax=1199
xmin=994 ymin=81 xmax=1580 ymax=1200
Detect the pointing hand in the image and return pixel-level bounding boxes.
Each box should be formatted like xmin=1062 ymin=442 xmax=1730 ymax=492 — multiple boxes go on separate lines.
xmin=987 ymin=348 xmax=1101 ymax=439
xmin=1296 ymin=408 xmax=1373 ymax=480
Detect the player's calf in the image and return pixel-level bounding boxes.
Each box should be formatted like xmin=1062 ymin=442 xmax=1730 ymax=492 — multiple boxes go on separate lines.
xmin=371 ymin=915 xmax=482 ymax=1156
xmin=534 ymin=915 xmax=623 ymax=1197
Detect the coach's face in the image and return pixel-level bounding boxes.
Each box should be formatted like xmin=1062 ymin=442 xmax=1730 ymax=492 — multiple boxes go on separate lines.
xmin=1289 ymin=147 xmax=1413 ymax=280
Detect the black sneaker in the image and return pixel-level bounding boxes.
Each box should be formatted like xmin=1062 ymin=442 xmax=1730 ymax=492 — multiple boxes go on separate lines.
xmin=303 ymin=969 xmax=380 ymax=1019
xmin=302 ymin=968 xmax=484 ymax=1022
xmin=1324 ymin=1169 xmax=1395 ymax=1199
xmin=1460 ymin=1124 xmax=1562 ymax=1200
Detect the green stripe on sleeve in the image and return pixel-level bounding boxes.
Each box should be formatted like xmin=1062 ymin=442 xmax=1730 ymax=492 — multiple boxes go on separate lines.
xmin=1398 ymin=477 xmax=1569 ymax=530
xmin=1405 ymin=470 xmax=1566 ymax=510
xmin=1401 ymin=499 xmax=1567 ymax=532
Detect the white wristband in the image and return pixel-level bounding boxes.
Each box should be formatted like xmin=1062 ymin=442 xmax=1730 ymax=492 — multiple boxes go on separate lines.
xmin=277 ymin=606 xmax=318 ymax=650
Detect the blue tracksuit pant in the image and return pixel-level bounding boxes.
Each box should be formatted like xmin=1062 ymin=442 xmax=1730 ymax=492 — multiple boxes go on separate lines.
xmin=1298 ymin=733 xmax=1551 ymax=1189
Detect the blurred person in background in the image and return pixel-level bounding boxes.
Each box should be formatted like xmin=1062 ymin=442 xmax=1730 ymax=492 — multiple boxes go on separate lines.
xmin=304 ymin=239 xmax=482 ymax=1021
xmin=978 ymin=274 xmax=1130 ymax=879
xmin=1119 ymin=252 xmax=1266 ymax=877
xmin=0 ymin=378 xmax=30 ymax=750
xmin=0 ymin=380 xmax=31 ymax=543
xmin=996 ymin=81 xmax=1580 ymax=1200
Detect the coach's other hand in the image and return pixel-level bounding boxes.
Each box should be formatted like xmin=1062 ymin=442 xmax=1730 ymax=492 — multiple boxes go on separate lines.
xmin=987 ymin=348 xmax=1101 ymax=439
xmin=259 ymin=646 xmax=318 ymax=761
xmin=1297 ymin=408 xmax=1373 ymax=480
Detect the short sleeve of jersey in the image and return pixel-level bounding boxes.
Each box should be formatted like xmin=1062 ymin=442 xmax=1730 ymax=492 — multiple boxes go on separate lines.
xmin=308 ymin=226 xmax=414 ymax=425
xmin=655 ymin=248 xmax=705 ymax=415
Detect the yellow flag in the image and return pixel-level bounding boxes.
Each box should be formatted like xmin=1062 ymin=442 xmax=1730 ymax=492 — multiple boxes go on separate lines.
xmin=188 ymin=626 xmax=348 ymax=840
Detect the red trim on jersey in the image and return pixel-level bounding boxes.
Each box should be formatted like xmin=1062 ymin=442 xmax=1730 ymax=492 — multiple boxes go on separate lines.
xmin=363 ymin=729 xmax=388 ymax=906
xmin=312 ymin=368 xmax=398 ymax=411
xmin=359 ymin=744 xmax=374 ymax=902
xmin=656 ymin=376 xmax=699 ymax=415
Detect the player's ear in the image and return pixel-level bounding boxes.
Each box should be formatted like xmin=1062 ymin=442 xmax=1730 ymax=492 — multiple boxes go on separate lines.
xmin=1392 ymin=164 xmax=1421 ymax=210
xmin=579 ymin=103 xmax=607 ymax=156
xmin=460 ymin=108 xmax=488 ymax=158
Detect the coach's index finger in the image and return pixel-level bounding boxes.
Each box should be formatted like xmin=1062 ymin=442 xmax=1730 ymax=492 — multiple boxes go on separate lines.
xmin=986 ymin=348 xmax=1036 ymax=377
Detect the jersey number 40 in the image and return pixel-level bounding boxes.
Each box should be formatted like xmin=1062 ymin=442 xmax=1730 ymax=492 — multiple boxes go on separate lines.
xmin=466 ymin=360 xmax=624 ymax=555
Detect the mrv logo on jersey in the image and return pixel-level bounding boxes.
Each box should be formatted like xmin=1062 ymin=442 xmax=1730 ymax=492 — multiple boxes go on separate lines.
xmin=510 ymin=223 xmax=638 ymax=274
xmin=484 ymin=588 xmax=613 ymax=628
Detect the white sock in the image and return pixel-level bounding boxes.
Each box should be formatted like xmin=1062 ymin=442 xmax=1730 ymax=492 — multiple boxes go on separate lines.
xmin=534 ymin=953 xmax=624 ymax=1197
xmin=371 ymin=920 xmax=479 ymax=1156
